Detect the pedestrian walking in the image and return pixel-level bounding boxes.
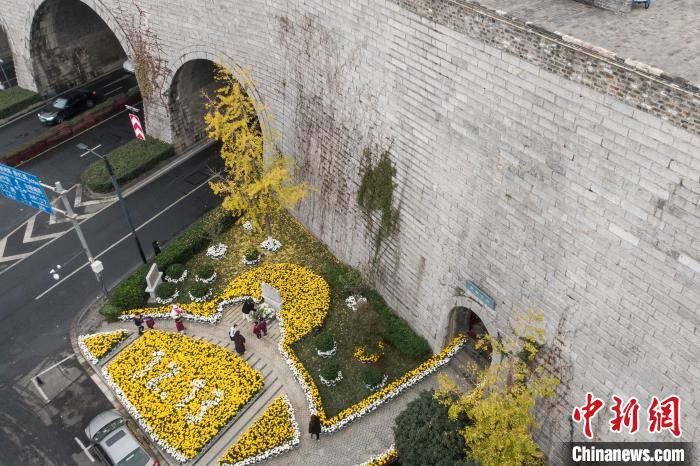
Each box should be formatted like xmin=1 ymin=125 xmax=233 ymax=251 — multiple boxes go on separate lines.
xmin=253 ymin=319 xmax=267 ymax=339
xmin=152 ymin=240 xmax=161 ymax=256
xmin=133 ymin=313 xmax=144 ymax=335
xmin=308 ymin=414 xmax=321 ymax=440
xmin=175 ymin=316 xmax=185 ymax=332
xmin=229 ymin=324 xmax=246 ymax=355
xmin=145 ymin=315 xmax=155 ymax=330
xmin=241 ymin=298 xmax=254 ymax=322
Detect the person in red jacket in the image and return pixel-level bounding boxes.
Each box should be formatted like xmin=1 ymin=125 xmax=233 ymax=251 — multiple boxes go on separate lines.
xmin=253 ymin=319 xmax=267 ymax=339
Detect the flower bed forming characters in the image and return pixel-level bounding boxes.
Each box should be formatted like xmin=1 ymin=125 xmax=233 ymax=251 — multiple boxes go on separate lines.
xmin=78 ymin=329 xmax=129 ymax=364
xmin=102 ymin=331 xmax=263 ymax=462
xmin=218 ymin=395 xmax=299 ymax=466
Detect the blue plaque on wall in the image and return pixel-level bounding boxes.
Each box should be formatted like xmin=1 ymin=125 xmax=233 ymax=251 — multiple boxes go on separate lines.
xmin=465 ymin=280 xmax=496 ymax=310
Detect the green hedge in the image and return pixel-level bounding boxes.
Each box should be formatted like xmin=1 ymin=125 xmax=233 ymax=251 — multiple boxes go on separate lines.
xmin=108 ymin=206 xmax=236 ymax=311
xmin=0 ymin=87 xmax=40 ymax=119
xmin=80 ymin=137 xmax=175 ymax=193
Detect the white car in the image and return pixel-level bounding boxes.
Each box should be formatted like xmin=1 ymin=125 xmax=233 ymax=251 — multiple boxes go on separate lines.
xmin=85 ymin=410 xmax=158 ymax=466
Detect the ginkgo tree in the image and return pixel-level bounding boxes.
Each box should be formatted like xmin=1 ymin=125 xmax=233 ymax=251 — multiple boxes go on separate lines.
xmin=433 ymin=309 xmax=559 ymax=466
xmin=204 ymin=63 xmax=307 ymax=240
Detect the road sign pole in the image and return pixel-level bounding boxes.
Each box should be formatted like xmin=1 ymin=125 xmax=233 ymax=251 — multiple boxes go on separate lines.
xmin=55 ymin=181 xmax=108 ymax=298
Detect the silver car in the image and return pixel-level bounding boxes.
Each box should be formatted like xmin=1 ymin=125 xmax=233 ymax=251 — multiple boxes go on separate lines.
xmin=85 ymin=410 xmax=158 ymax=466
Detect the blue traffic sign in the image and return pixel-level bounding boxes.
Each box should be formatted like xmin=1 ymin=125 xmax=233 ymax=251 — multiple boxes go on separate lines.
xmin=0 ymin=164 xmax=53 ymax=214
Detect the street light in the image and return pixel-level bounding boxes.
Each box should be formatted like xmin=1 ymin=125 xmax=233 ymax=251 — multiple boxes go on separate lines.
xmin=77 ymin=143 xmax=148 ymax=264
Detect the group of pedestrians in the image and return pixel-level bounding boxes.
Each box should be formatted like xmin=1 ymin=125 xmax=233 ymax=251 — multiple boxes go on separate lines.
xmin=228 ymin=298 xmax=270 ymax=356
xmin=132 ymin=304 xmax=185 ymax=334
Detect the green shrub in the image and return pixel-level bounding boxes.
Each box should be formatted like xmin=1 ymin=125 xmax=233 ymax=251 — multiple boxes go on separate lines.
xmin=363 ymin=366 xmax=384 ymax=388
xmin=320 ymin=361 xmax=341 ymax=381
xmin=154 ymin=207 xmax=235 ymax=271
xmin=80 ymin=137 xmax=175 ymax=193
xmin=0 ymin=87 xmax=40 ymax=119
xmin=314 ymin=332 xmax=335 ymax=352
xmin=110 ymin=267 xmax=148 ymax=310
xmin=155 ymin=282 xmax=177 ymax=300
xmin=165 ymin=263 xmax=186 ymax=280
xmin=394 ymin=390 xmax=470 ymax=466
xmin=365 ymin=290 xmax=431 ymax=359
xmin=195 ymin=264 xmax=215 ymax=280
xmin=189 ymin=281 xmax=211 ymax=299
xmin=244 ymin=247 xmax=260 ymax=262
xmin=99 ymin=303 xmax=122 ymax=322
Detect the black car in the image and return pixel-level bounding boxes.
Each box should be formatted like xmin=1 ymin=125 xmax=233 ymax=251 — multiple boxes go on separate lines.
xmin=38 ymin=89 xmax=97 ymax=125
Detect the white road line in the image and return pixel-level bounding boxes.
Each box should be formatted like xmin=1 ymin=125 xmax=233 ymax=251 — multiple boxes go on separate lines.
xmin=36 ymin=353 xmax=75 ymax=376
xmin=32 ymin=377 xmax=50 ymax=403
xmin=74 ymin=184 xmax=114 ymax=207
xmin=101 ymin=75 xmax=130 ymax=89
xmin=34 ymin=175 xmax=214 ymax=300
xmin=103 ymin=87 xmax=122 ymax=97
xmin=78 ymin=144 xmax=102 ymax=158
xmin=74 ymin=437 xmax=96 ymax=462
xmin=21 ymin=215 xmax=62 ymax=243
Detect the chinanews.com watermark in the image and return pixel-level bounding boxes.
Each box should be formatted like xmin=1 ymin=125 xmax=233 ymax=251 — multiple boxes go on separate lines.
xmin=564 ymin=392 xmax=694 ymax=465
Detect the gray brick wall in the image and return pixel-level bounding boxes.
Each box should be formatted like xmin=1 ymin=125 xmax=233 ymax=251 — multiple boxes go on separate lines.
xmin=2 ymin=0 xmax=698 ymax=461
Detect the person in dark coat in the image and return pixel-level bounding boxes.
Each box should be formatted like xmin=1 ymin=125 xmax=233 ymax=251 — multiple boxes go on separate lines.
xmin=229 ymin=324 xmax=246 ymax=355
xmin=175 ymin=316 xmax=185 ymax=332
xmin=253 ymin=319 xmax=267 ymax=339
xmin=133 ymin=313 xmax=144 ymax=334
xmin=308 ymin=414 xmax=321 ymax=440
xmin=152 ymin=240 xmax=161 ymax=256
xmin=145 ymin=315 xmax=156 ymax=330
xmin=241 ymin=298 xmax=254 ymax=322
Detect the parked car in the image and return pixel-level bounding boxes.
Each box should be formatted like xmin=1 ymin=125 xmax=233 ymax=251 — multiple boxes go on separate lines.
xmin=85 ymin=410 xmax=159 ymax=466
xmin=37 ymin=89 xmax=97 ymax=125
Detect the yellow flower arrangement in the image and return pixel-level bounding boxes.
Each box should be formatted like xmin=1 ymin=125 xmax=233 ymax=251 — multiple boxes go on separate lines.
xmin=359 ymin=445 xmax=398 ymax=466
xmin=353 ymin=341 xmax=385 ymax=363
xmin=79 ymin=330 xmax=129 ymax=364
xmin=103 ymin=331 xmax=263 ymax=462
xmin=218 ymin=395 xmax=299 ymax=465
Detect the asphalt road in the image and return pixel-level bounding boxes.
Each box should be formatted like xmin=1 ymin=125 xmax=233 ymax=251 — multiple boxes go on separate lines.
xmin=0 ymin=144 xmax=223 ymax=465
xmin=0 ymin=100 xmax=144 ymax=240
xmin=0 ymin=68 xmax=136 ymax=156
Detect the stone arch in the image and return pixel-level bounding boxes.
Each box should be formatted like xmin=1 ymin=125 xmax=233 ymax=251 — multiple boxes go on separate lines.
xmin=166 ymin=49 xmax=271 ymax=153
xmin=440 ymin=296 xmax=500 ymax=368
xmin=27 ymin=0 xmax=131 ymax=94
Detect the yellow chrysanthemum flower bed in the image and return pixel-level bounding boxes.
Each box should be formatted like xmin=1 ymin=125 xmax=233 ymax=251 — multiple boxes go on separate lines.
xmin=359 ymin=445 xmax=398 ymax=466
xmin=103 ymin=331 xmax=263 ymax=462
xmin=219 ymin=263 xmax=330 ymax=343
xmin=218 ymin=395 xmax=300 ymax=465
xmin=353 ymin=342 xmax=385 ymax=363
xmin=79 ymin=330 xmax=129 ymax=364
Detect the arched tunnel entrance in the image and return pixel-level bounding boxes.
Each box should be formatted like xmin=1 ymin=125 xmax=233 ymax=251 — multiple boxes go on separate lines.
xmin=30 ymin=0 xmax=127 ymax=94
xmin=0 ymin=24 xmax=15 ymax=89
xmin=169 ymin=59 xmax=262 ymax=153
xmin=446 ymin=306 xmax=492 ymax=369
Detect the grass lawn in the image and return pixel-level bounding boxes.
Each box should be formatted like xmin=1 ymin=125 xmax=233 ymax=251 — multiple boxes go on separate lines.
xmin=171 ymin=209 xmax=429 ymax=416
xmin=0 ymin=87 xmax=40 ymax=119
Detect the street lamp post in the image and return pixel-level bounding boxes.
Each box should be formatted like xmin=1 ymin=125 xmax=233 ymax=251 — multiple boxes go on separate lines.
xmin=77 ymin=143 xmax=148 ymax=265
xmin=0 ymin=58 xmax=10 ymax=90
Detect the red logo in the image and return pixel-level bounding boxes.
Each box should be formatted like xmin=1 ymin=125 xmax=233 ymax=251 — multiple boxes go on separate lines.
xmin=129 ymin=113 xmax=145 ymax=141
xmin=648 ymin=395 xmax=682 ymax=438
xmin=609 ymin=396 xmax=640 ymax=434
xmin=572 ymin=392 xmax=605 ymax=439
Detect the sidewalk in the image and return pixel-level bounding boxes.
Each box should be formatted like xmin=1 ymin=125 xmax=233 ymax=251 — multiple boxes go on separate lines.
xmin=76 ymin=303 xmax=464 ymax=466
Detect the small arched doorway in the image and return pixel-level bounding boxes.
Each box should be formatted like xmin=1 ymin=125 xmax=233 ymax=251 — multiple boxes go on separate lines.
xmin=0 ymin=24 xmax=15 ymax=89
xmin=446 ymin=306 xmax=492 ymax=369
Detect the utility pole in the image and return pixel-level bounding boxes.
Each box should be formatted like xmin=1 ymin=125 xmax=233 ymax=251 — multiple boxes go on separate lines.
xmin=77 ymin=143 xmax=147 ymax=264
xmin=45 ymin=181 xmax=108 ymax=298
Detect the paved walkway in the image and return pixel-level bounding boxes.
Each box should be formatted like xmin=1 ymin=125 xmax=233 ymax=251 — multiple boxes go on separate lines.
xmin=472 ymin=0 xmax=700 ymax=85
xmin=88 ymin=305 xmax=464 ymax=466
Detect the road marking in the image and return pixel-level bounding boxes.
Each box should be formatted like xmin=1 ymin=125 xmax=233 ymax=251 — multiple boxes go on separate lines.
xmin=103 ymin=87 xmax=122 ymax=97
xmin=32 ymin=377 xmax=50 ymax=403
xmin=22 ymin=215 xmax=62 ymax=243
xmin=75 ymin=437 xmax=96 ymax=462
xmin=74 ymin=184 xmax=115 ymax=207
xmin=78 ymin=144 xmax=102 ymax=158
xmin=16 ymin=103 xmax=141 ymax=168
xmin=36 ymin=353 xmax=76 ymax=377
xmin=34 ymin=175 xmax=214 ymax=300
xmin=0 ymin=236 xmax=30 ymax=263
xmin=101 ymin=74 xmax=130 ymax=89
